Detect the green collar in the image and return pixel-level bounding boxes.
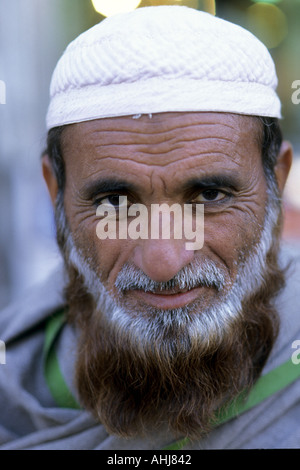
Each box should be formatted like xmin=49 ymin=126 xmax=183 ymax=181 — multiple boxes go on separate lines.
xmin=44 ymin=309 xmax=300 ymax=450
xmin=43 ymin=309 xmax=80 ymax=410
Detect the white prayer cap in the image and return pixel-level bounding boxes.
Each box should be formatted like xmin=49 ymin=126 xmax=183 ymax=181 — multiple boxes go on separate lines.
xmin=46 ymin=5 xmax=281 ymax=130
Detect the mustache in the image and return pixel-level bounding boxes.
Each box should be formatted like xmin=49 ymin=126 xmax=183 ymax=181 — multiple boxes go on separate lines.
xmin=115 ymin=259 xmax=226 ymax=293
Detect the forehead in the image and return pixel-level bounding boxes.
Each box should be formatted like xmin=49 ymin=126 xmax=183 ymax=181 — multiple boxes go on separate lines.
xmin=60 ymin=112 xmax=262 ymax=183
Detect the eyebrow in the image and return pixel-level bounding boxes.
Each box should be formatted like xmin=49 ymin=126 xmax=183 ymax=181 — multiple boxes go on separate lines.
xmin=80 ymin=173 xmax=241 ymax=201
xmin=80 ymin=178 xmax=137 ymax=200
xmin=181 ymin=174 xmax=241 ymax=193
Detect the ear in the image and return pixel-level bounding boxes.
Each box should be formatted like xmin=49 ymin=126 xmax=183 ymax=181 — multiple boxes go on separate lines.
xmin=42 ymin=153 xmax=58 ymax=207
xmin=274 ymin=141 xmax=293 ymax=194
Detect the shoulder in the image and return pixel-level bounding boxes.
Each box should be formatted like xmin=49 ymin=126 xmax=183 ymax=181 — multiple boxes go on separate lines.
xmin=277 ymin=242 xmax=300 ymax=324
xmin=263 ymin=241 xmax=300 ymax=371
xmin=0 ymin=263 xmax=67 ymax=343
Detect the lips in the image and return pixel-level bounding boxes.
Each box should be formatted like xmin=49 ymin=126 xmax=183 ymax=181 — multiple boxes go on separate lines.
xmin=132 ymin=286 xmax=203 ymax=310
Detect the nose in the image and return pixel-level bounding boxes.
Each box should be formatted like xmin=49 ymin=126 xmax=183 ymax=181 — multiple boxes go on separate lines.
xmin=132 ymin=238 xmax=195 ymax=282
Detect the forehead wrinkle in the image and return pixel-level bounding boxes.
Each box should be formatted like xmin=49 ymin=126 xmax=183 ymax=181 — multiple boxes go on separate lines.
xmin=62 ymin=114 xmax=261 ymax=180
xmin=81 ymin=116 xmax=244 ymax=150
xmin=94 ymin=135 xmax=239 ymax=150
xmin=92 ymin=137 xmax=242 ymax=165
xmin=62 ymin=113 xmax=256 ymax=163
xmin=90 ymin=124 xmax=241 ymax=146
xmin=88 ymin=152 xmax=243 ymax=170
xmin=63 ymin=112 xmax=255 ymax=145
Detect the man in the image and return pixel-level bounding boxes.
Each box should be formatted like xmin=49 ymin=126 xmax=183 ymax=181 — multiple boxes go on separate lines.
xmin=0 ymin=5 xmax=299 ymax=450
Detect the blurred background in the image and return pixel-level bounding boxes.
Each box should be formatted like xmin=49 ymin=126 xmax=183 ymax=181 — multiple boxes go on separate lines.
xmin=0 ymin=0 xmax=299 ymax=309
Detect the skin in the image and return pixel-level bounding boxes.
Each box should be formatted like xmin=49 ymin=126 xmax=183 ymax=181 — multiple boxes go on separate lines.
xmin=43 ymin=112 xmax=292 ymax=312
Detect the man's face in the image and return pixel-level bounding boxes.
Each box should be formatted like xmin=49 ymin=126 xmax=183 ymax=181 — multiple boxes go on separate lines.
xmin=61 ymin=112 xmax=267 ymax=313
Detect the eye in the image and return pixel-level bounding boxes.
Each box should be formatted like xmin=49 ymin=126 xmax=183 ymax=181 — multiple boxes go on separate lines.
xmin=95 ymin=195 xmax=129 ymax=209
xmin=194 ymin=189 xmax=228 ymax=203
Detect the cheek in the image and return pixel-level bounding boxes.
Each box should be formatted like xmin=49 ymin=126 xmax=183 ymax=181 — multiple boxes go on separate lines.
xmin=203 ymin=207 xmax=266 ymax=274
xmin=72 ymin=218 xmax=133 ymax=286
xmin=63 ymin=194 xmax=135 ymax=288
